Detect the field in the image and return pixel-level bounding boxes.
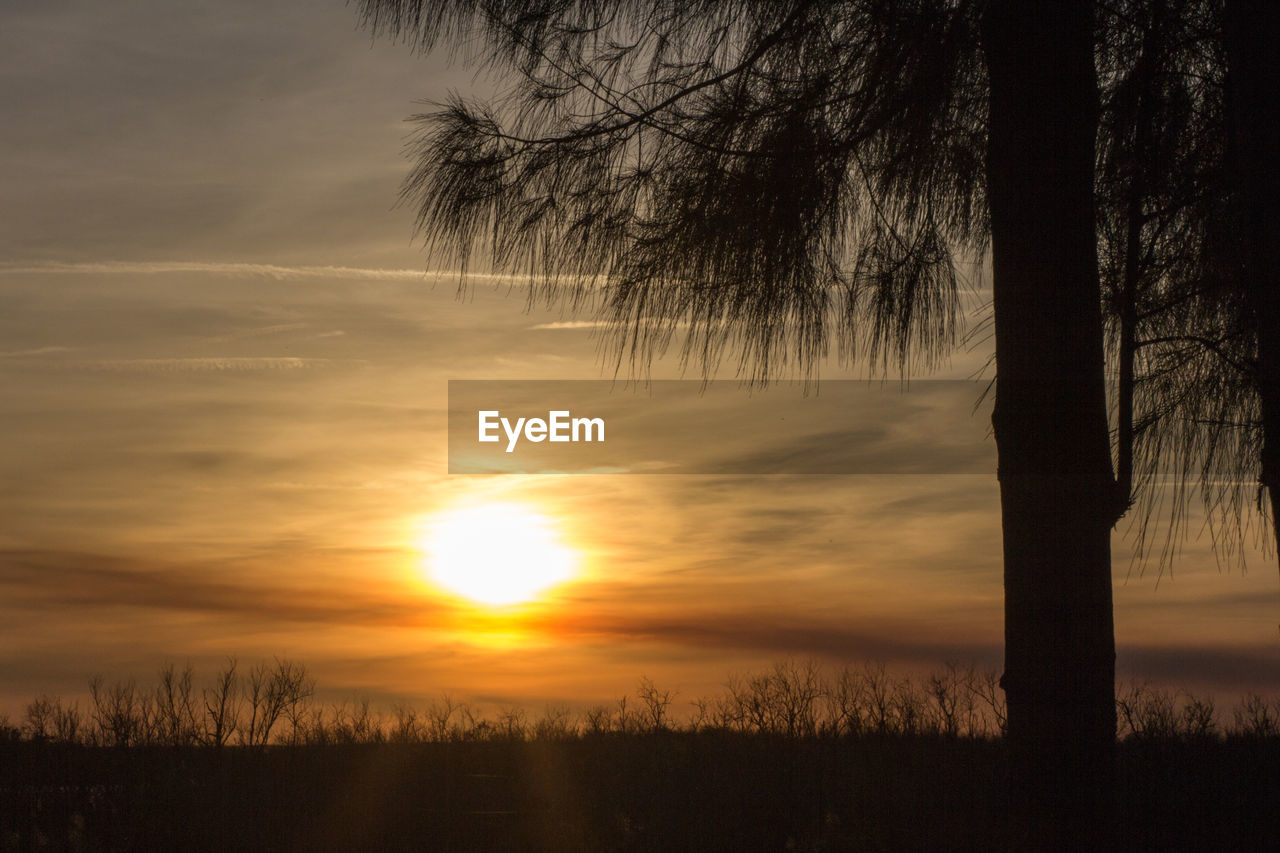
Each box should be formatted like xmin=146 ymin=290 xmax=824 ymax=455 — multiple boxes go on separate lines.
xmin=4 ymin=735 xmax=1280 ymax=851
xmin=2 ymin=661 xmax=1279 ymax=851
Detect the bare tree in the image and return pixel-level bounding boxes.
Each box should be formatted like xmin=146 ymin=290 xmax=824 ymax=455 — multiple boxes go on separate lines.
xmin=321 ymin=697 xmax=383 ymax=744
xmin=89 ymin=676 xmax=141 ymax=747
xmin=927 ymin=663 xmax=971 ymax=738
xmin=243 ymin=658 xmax=313 ymax=747
xmin=22 ymin=695 xmax=81 ymax=742
xmin=389 ymin=702 xmax=422 ymax=743
xmin=533 ymin=703 xmax=575 ymax=740
xmin=823 ymin=664 xmax=869 ymax=737
xmin=1232 ymin=693 xmax=1279 ymax=738
xmin=635 ymin=676 xmax=676 ymax=732
xmin=613 ymin=694 xmax=640 ymax=735
xmin=582 ymin=703 xmax=614 ymax=735
xmin=202 ymin=657 xmax=241 ymax=748
xmin=424 ymin=692 xmax=464 ymax=742
xmin=496 ymin=705 xmax=528 ymax=740
xmin=154 ymin=663 xmax=199 ymax=746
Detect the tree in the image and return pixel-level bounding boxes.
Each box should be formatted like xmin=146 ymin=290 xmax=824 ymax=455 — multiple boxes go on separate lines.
xmin=202 ymin=657 xmax=242 ymax=748
xmin=1094 ymin=0 xmax=1280 ymax=582
xmin=154 ymin=662 xmax=200 ymax=746
xmin=1220 ymin=0 xmax=1280 ymax=567
xmin=243 ymin=658 xmax=313 ymax=746
xmin=357 ymin=1 xmax=1257 ymax=847
xmin=88 ymin=675 xmax=142 ymax=747
xmin=981 ymin=5 xmax=1116 ymax=845
xmin=1095 ymin=0 xmax=1228 ymax=563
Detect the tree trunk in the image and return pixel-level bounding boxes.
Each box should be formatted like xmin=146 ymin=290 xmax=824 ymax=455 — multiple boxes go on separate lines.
xmin=1224 ymin=0 xmax=1280 ymax=575
xmin=982 ymin=2 xmax=1117 ymax=849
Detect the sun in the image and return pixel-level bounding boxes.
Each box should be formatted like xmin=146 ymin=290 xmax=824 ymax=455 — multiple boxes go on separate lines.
xmin=422 ymin=503 xmax=578 ymax=606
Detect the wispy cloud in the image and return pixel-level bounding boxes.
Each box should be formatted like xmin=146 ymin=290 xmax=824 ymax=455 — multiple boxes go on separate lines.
xmin=0 ymin=346 xmax=73 ymax=358
xmin=529 ymin=320 xmax=611 ymax=330
xmin=0 ymin=354 xmax=357 ymax=374
xmin=79 ymin=357 xmax=366 ymax=372
xmin=0 ymin=260 xmax=528 ymax=284
xmin=202 ymin=322 xmax=308 ymax=342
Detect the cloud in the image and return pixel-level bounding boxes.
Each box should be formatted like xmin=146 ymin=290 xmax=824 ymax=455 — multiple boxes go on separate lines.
xmin=82 ymin=356 xmax=366 ymax=372
xmin=0 ymin=346 xmax=73 ymax=358
xmin=532 ymin=607 xmax=1002 ymax=668
xmin=0 ymin=260 xmax=512 ymax=283
xmin=1 ymin=353 xmax=367 ymax=371
xmin=531 ymin=607 xmax=1280 ymax=695
xmin=0 ymin=548 xmax=448 ymax=628
xmin=529 ymin=320 xmax=611 ymax=330
xmin=203 ymin=322 xmax=308 ymax=341
xmin=1118 ymin=643 xmax=1280 ymax=695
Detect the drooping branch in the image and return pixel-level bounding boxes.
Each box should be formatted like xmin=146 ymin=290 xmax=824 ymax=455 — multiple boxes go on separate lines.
xmin=381 ymin=0 xmax=987 ymax=382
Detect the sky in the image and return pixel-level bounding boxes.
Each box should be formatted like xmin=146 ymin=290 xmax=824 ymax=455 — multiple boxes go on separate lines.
xmin=2 ymin=0 xmax=1278 ymax=718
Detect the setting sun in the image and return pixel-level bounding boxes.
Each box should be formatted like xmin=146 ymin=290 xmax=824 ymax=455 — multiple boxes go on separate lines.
xmin=422 ymin=503 xmax=578 ymax=606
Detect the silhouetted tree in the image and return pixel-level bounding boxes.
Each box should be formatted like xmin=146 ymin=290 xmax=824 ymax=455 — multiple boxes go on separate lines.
xmin=636 ymin=675 xmax=677 ymax=732
xmin=243 ymin=658 xmax=313 ymax=746
xmin=202 ymin=657 xmax=241 ymax=748
xmin=356 ymin=1 xmax=1257 ymax=847
xmin=1096 ymin=0 xmax=1227 ymax=561
xmin=154 ymin=662 xmax=200 ymax=746
xmin=979 ymin=4 xmax=1119 ymax=844
xmin=1219 ymin=0 xmax=1280 ymax=566
xmin=1094 ymin=0 xmax=1280 ymax=583
xmin=88 ymin=675 xmax=142 ymax=747
xmin=22 ymin=695 xmax=82 ymax=743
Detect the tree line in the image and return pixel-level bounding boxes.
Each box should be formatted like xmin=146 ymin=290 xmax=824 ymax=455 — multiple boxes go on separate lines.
xmin=7 ymin=658 xmax=1278 ymax=747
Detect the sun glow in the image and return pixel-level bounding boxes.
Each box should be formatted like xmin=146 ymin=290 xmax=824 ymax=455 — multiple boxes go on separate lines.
xmin=422 ymin=503 xmax=578 ymax=606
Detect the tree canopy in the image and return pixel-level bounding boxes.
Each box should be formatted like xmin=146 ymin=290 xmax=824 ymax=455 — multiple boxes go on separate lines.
xmin=362 ymin=0 xmax=986 ymax=381
xmin=360 ymin=0 xmax=1274 ymax=566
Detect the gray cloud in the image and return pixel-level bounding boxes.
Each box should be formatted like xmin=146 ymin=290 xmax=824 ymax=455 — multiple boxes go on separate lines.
xmin=542 ymin=609 xmax=1004 ymax=669
xmin=0 ymin=548 xmax=449 ymax=627
xmin=0 ymin=0 xmax=480 ymax=267
xmin=1118 ymin=644 xmax=1280 ymax=695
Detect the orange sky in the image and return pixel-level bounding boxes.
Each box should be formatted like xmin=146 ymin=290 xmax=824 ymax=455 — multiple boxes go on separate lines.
xmin=1 ymin=0 xmax=1278 ymax=719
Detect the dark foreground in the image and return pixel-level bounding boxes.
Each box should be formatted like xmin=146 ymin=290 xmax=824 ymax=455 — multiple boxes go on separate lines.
xmin=3 ymin=734 xmax=1278 ymax=852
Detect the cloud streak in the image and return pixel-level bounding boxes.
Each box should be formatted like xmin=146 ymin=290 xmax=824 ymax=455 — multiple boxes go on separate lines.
xmin=0 ymin=346 xmax=74 ymax=358
xmin=529 ymin=320 xmax=612 ymax=330
xmin=82 ymin=357 xmax=366 ymax=372
xmin=0 ymin=547 xmax=1002 ymax=673
xmin=0 ymin=260 xmax=529 ymax=284
xmin=0 ymin=548 xmax=448 ymax=628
